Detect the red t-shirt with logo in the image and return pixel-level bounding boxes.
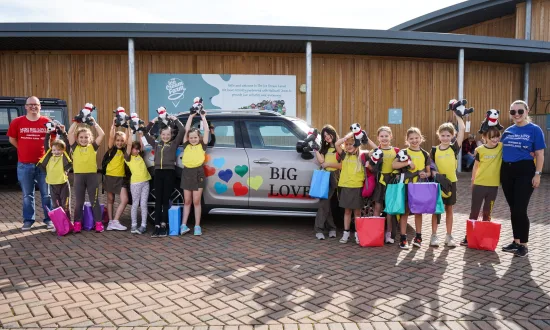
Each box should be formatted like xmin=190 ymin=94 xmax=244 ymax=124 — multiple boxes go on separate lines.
xmin=7 ymin=116 xmax=51 ymax=164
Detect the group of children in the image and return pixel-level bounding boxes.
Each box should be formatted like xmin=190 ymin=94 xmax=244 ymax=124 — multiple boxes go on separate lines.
xmin=314 ymin=112 xmax=503 ymax=249
xmin=39 ymin=111 xmax=210 ymax=238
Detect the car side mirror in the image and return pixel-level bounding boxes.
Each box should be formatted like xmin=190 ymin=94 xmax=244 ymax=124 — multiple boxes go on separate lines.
xmin=296 ymin=140 xmax=305 ymax=153
xmin=296 ymin=140 xmax=314 ymax=160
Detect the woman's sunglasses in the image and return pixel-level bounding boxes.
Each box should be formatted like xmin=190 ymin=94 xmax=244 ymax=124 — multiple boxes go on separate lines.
xmin=509 ymin=109 xmax=525 ymax=116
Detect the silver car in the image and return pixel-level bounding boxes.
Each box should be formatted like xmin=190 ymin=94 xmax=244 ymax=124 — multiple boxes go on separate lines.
xmin=143 ymin=110 xmax=325 ymax=220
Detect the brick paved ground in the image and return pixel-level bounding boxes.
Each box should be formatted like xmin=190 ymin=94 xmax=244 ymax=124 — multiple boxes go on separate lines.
xmin=0 ymin=173 xmax=549 ymax=329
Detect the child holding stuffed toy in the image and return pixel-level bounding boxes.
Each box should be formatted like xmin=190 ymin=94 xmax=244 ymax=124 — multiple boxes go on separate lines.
xmin=180 ymin=112 xmax=210 ymax=236
xmin=460 ymin=127 xmax=503 ymax=246
xmin=313 ymin=125 xmax=341 ymax=240
xmin=124 ymin=126 xmax=151 ymax=235
xmin=37 ymin=124 xmax=72 ymax=225
xmin=429 ymin=113 xmax=465 ymax=247
xmin=369 ymin=126 xmax=400 ymax=244
xmin=102 ymin=118 xmax=130 ymax=231
xmin=335 ymin=132 xmax=371 ymax=244
xmin=144 ymin=115 xmax=185 ymax=237
xmin=68 ymin=118 xmax=105 ymax=232
xmin=392 ymin=127 xmax=431 ymax=249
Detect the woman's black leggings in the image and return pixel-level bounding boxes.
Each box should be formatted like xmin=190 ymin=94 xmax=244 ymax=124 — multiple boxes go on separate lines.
xmin=500 ymin=160 xmax=535 ymax=244
xmin=154 ymin=169 xmax=175 ymax=227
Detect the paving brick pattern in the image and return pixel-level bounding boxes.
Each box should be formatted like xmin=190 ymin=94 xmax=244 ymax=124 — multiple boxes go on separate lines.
xmin=0 ymin=173 xmax=549 ymax=329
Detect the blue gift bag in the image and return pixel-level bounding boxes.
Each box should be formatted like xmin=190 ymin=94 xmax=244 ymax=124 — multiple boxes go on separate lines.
xmin=384 ymin=182 xmax=406 ymax=215
xmin=435 ymin=184 xmax=445 ymax=215
xmin=309 ymin=169 xmax=330 ymax=199
xmin=168 ymin=206 xmax=182 ymax=236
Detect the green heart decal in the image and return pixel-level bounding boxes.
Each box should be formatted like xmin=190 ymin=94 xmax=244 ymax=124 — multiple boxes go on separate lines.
xmin=235 ymin=165 xmax=249 ymax=177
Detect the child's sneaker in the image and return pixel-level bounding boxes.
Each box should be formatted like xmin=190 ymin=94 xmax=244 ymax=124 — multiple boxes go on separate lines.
xmin=138 ymin=226 xmax=147 ymax=235
xmin=399 ymin=236 xmax=409 ymax=249
xmin=180 ymin=224 xmax=190 ymax=235
xmin=151 ymin=226 xmax=160 ymax=238
xmin=73 ymin=222 xmax=82 ymax=233
xmin=385 ymin=232 xmax=394 ymax=244
xmin=460 ymin=236 xmax=468 ymax=246
xmin=131 ymin=226 xmax=138 ymax=234
xmin=430 ymin=234 xmax=440 ymax=247
xmin=316 ymin=233 xmax=325 ymax=240
xmin=95 ymin=222 xmax=104 ymax=233
xmin=45 ymin=221 xmax=54 ymax=230
xmin=194 ymin=226 xmax=202 ymax=236
xmin=107 ymin=220 xmax=127 ymax=231
xmin=413 ymin=236 xmax=422 ymax=248
xmin=355 ymin=232 xmax=360 ymax=245
xmin=444 ymin=234 xmax=457 ymax=247
xmin=328 ymin=230 xmax=337 ymax=238
xmin=159 ymin=223 xmax=168 ymax=237
xmin=339 ymin=231 xmax=350 ymax=243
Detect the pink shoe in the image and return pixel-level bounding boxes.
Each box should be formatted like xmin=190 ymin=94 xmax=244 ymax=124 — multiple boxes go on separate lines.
xmin=95 ymin=222 xmax=104 ymax=233
xmin=73 ymin=222 xmax=82 ymax=233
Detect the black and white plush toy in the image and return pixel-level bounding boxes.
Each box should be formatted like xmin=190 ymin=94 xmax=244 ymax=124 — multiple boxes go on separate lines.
xmin=73 ymin=102 xmax=95 ymax=126
xmin=301 ymin=128 xmax=320 ymax=153
xmin=44 ymin=121 xmax=56 ymax=133
xmin=129 ymin=113 xmax=145 ymax=134
xmin=44 ymin=120 xmax=64 ymax=138
xmin=478 ymin=109 xmax=504 ymax=134
xmin=350 ymin=123 xmax=368 ymax=147
xmin=189 ymin=97 xmax=206 ymax=116
xmin=113 ymin=106 xmax=130 ymax=128
xmin=369 ymin=148 xmax=383 ymax=168
xmin=156 ymin=106 xmax=171 ymax=128
xmin=447 ymin=99 xmax=474 ymax=117
xmin=395 ymin=149 xmax=412 ymax=171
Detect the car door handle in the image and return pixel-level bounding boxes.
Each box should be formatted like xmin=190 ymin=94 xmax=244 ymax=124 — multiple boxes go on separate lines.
xmin=253 ymin=159 xmax=273 ymax=164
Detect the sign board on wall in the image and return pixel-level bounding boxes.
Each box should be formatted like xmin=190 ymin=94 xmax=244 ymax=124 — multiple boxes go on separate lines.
xmin=388 ymin=108 xmax=402 ymax=124
xmin=148 ymin=74 xmax=297 ymax=120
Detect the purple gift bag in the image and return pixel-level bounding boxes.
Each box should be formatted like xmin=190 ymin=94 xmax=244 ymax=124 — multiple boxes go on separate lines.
xmin=82 ymin=203 xmax=105 ymax=230
xmin=407 ymin=182 xmax=438 ymax=214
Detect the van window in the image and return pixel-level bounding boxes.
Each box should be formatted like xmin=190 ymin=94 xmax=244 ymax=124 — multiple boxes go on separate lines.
xmin=0 ymin=107 xmax=18 ymax=130
xmin=245 ymin=121 xmax=299 ymax=150
xmin=191 ymin=119 xmax=236 ymax=148
xmin=40 ymin=108 xmax=66 ymax=126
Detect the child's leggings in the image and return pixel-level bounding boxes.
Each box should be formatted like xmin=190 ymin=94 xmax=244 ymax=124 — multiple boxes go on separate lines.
xmin=73 ymin=173 xmax=101 ymax=222
xmin=130 ymin=181 xmax=149 ymax=228
xmin=469 ymin=185 xmax=498 ymax=221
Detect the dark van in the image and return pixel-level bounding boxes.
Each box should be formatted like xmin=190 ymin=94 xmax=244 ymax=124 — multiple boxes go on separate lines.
xmin=0 ymin=97 xmax=69 ymax=182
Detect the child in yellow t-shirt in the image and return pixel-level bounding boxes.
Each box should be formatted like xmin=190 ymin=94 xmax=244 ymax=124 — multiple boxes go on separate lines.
xmin=460 ymin=127 xmax=503 ymax=246
xmin=180 ymin=112 xmax=210 ymax=236
xmin=124 ymin=127 xmax=151 ymax=235
xmin=392 ymin=127 xmax=431 ymax=249
xmin=429 ymin=113 xmax=465 ymax=248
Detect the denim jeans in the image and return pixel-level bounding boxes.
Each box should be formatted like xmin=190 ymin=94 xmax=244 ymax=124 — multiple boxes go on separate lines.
xmin=17 ymin=162 xmax=52 ymax=225
xmin=462 ymin=154 xmax=475 ymax=168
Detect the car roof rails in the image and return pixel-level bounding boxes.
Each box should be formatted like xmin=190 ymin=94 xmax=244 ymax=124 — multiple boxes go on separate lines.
xmin=0 ymin=97 xmax=67 ymax=106
xmin=175 ymin=109 xmax=281 ymax=116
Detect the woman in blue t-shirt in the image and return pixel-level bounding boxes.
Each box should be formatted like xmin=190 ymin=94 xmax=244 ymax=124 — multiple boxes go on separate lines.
xmin=500 ymin=100 xmax=546 ymax=258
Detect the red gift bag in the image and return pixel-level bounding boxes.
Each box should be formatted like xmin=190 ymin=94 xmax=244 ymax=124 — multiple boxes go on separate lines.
xmin=466 ymin=219 xmax=501 ymax=251
xmin=355 ymin=217 xmax=385 ymax=247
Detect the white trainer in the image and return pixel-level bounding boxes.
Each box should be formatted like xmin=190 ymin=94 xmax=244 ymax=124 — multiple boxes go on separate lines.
xmin=316 ymin=233 xmax=325 ymax=240
xmin=430 ymin=234 xmax=440 ymax=247
xmin=445 ymin=234 xmax=457 ymax=247
xmin=328 ymin=230 xmax=337 ymax=238
xmin=385 ymin=232 xmax=394 ymax=244
xmin=107 ymin=220 xmax=127 ymax=231
xmin=339 ymin=231 xmax=350 ymax=243
xmin=355 ymin=232 xmax=360 ymax=245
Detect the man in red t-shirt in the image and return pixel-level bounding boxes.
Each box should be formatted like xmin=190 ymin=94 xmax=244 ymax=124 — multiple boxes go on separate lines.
xmin=8 ymin=96 xmax=53 ymax=231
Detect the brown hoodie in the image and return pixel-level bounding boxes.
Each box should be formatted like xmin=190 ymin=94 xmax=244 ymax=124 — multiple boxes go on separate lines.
xmin=144 ymin=119 xmax=185 ymax=170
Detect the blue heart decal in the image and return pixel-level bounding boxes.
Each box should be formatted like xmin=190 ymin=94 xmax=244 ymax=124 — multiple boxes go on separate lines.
xmin=218 ymin=169 xmax=233 ymax=183
xmin=213 ymin=157 xmax=225 ymax=169
xmin=214 ymin=182 xmax=228 ymax=194
xmin=176 ymin=147 xmax=183 ymax=158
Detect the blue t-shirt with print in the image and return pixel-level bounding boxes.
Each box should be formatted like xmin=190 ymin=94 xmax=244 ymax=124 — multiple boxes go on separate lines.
xmin=501 ymin=123 xmax=546 ymax=162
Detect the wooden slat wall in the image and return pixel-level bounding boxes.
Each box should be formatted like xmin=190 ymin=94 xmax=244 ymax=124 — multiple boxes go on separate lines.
xmin=531 ymin=115 xmax=550 ymax=173
xmin=0 ymin=51 xmax=523 ymax=160
xmin=529 ymin=62 xmax=550 ymax=115
xmin=516 ymin=0 xmax=550 ymax=41
xmin=451 ymin=14 xmax=517 ymax=38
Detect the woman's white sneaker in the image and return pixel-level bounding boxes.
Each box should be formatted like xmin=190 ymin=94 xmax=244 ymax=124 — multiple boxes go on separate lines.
xmin=339 ymin=231 xmax=350 ymax=243
xmin=107 ymin=220 xmax=127 ymax=231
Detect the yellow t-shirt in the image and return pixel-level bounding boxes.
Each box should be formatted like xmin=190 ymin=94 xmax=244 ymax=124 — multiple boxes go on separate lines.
xmin=433 ymin=143 xmax=459 ymax=182
xmin=323 ymin=147 xmax=339 ymax=172
xmin=474 ymin=143 xmax=503 ymax=187
xmin=72 ymin=143 xmax=98 ymax=174
xmin=406 ymin=148 xmax=430 ymax=183
xmin=380 ymin=147 xmax=398 ymax=174
xmin=106 ymin=149 xmax=126 ymax=177
xmin=338 ymin=152 xmax=365 ymax=188
xmin=46 ymin=155 xmax=68 ymax=185
xmin=182 ymin=142 xmax=206 ymax=168
xmin=125 ymin=155 xmax=152 ymax=184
